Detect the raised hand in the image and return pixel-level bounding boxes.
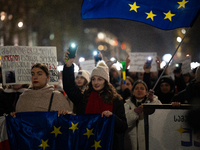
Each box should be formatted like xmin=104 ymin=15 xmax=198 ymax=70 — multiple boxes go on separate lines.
xmin=64 ymin=50 xmax=76 ymax=67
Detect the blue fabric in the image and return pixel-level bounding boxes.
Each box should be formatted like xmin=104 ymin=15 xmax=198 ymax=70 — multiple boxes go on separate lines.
xmin=6 ymin=112 xmax=115 ymax=150
xmin=81 ymin=0 xmax=200 ymax=30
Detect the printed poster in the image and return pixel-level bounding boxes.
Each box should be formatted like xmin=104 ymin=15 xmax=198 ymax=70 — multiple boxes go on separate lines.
xmin=129 ymin=52 xmax=157 ymax=72
xmin=0 ymin=46 xmax=58 ymax=85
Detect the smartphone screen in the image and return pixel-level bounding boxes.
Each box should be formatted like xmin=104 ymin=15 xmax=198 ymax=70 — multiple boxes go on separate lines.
xmin=68 ymin=43 xmax=78 ymax=58
xmin=94 ymin=51 xmax=101 ymax=62
xmin=174 ymin=63 xmax=182 ymax=73
xmin=146 ymin=57 xmax=153 ymax=68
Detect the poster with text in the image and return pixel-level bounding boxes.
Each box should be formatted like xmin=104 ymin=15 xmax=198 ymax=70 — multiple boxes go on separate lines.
xmin=149 ymin=109 xmax=199 ymax=150
xmin=80 ymin=59 xmax=95 ymax=73
xmin=129 ymin=52 xmax=157 ymax=72
xmin=0 ymin=46 xmax=58 ymax=85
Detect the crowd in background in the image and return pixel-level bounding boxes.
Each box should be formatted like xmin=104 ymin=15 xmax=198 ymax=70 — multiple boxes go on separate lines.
xmin=0 ymin=51 xmax=200 ymax=150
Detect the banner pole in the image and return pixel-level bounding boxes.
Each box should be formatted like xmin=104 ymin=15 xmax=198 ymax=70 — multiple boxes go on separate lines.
xmin=151 ymin=27 xmax=191 ymax=91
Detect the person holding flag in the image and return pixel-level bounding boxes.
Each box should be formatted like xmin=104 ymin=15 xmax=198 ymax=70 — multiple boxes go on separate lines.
xmin=13 ymin=63 xmax=72 ymax=114
xmin=63 ymin=51 xmax=128 ymax=150
xmin=124 ymin=80 xmax=162 ymax=150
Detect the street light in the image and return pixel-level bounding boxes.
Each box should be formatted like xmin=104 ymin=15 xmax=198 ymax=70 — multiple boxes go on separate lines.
xmin=97 ymin=32 xmax=105 ymax=40
xmin=18 ymin=21 xmax=23 ymax=28
xmin=162 ymin=53 xmax=172 ymax=62
xmin=181 ymin=28 xmax=186 ymax=34
xmin=0 ymin=12 xmax=6 ymax=21
xmin=177 ymin=37 xmax=182 ymax=43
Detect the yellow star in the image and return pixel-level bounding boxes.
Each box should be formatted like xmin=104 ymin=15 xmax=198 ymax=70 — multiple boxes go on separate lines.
xmin=177 ymin=0 xmax=189 ymax=9
xmin=129 ymin=2 xmax=140 ymax=12
xmin=145 ymin=10 xmax=157 ymax=21
xmin=69 ymin=122 xmax=78 ymax=133
xmin=163 ymin=10 xmax=175 ymax=21
xmin=51 ymin=126 xmax=62 ymax=137
xmin=91 ymin=140 xmax=101 ymax=150
xmin=176 ymin=125 xmax=187 ymax=136
xmin=83 ymin=128 xmax=94 ymax=139
xmin=38 ymin=139 xmax=50 ymax=150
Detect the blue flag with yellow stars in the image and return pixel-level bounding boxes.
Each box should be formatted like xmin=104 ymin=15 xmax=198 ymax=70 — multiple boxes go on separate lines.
xmin=6 ymin=111 xmax=115 ymax=150
xmin=81 ymin=0 xmax=200 ymax=30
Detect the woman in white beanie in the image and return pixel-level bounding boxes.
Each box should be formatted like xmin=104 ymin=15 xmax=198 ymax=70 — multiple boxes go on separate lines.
xmin=63 ymin=52 xmax=127 ymax=150
xmin=75 ymin=70 xmax=90 ymax=90
xmin=67 ymin=70 xmax=91 ymax=113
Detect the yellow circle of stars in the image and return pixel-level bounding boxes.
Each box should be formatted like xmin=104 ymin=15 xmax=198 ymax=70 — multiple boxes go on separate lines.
xmin=128 ymin=0 xmax=189 ymax=22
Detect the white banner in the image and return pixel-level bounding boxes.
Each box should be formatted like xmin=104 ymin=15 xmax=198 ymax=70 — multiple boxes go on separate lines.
xmin=129 ymin=52 xmax=157 ymax=72
xmin=0 ymin=46 xmax=58 ymax=85
xmin=80 ymin=59 xmax=95 ymax=74
xmin=149 ymin=109 xmax=200 ymax=150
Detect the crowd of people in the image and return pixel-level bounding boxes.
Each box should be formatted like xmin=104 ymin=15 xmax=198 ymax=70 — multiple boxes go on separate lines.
xmin=0 ymin=50 xmax=200 ymax=150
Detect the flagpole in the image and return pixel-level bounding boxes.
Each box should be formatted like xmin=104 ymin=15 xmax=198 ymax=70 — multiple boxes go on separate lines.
xmin=151 ymin=27 xmax=191 ymax=91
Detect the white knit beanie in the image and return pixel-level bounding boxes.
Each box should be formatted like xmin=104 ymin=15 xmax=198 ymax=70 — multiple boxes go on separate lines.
xmin=91 ymin=61 xmax=109 ymax=82
xmin=196 ymin=66 xmax=200 ymax=82
xmin=76 ymin=70 xmax=91 ymax=83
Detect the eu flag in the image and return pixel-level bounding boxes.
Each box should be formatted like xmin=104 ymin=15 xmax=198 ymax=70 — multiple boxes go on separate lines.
xmin=6 ymin=112 xmax=115 ymax=150
xmin=81 ymin=0 xmax=200 ymax=30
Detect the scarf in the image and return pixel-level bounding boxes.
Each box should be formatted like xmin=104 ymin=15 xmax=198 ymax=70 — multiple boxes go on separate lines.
xmin=85 ymin=91 xmax=113 ymax=114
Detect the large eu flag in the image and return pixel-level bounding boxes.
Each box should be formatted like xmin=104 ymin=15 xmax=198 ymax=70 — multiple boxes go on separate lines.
xmin=6 ymin=112 xmax=115 ymax=150
xmin=81 ymin=0 xmax=200 ymax=30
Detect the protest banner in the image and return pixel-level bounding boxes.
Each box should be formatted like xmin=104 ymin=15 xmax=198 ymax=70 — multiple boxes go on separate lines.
xmin=80 ymin=59 xmax=95 ymax=73
xmin=0 ymin=46 xmax=58 ymax=85
xmin=129 ymin=52 xmax=157 ymax=72
xmin=148 ymin=109 xmax=200 ymax=150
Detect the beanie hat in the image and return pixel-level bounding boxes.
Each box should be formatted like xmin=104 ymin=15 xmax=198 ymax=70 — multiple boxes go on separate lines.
xmin=76 ymin=70 xmax=91 ymax=83
xmin=158 ymin=75 xmax=174 ymax=87
xmin=158 ymin=75 xmax=175 ymax=92
xmin=91 ymin=61 xmax=109 ymax=82
xmin=196 ymin=66 xmax=200 ymax=82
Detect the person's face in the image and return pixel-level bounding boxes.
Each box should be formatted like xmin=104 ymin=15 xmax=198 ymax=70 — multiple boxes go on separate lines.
xmin=138 ymin=72 xmax=144 ymax=80
xmin=132 ymin=83 xmax=147 ymax=100
xmin=112 ymin=71 xmax=118 ymax=78
xmin=183 ymin=75 xmax=190 ymax=83
xmin=160 ymin=82 xmax=171 ymax=93
xmin=150 ymin=72 xmax=158 ymax=80
xmin=75 ymin=75 xmax=86 ymax=87
xmin=125 ymin=79 xmax=133 ymax=91
xmin=91 ymin=76 xmax=105 ymax=92
xmin=31 ymin=67 xmax=49 ymax=90
xmin=11 ymin=84 xmax=23 ymax=90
